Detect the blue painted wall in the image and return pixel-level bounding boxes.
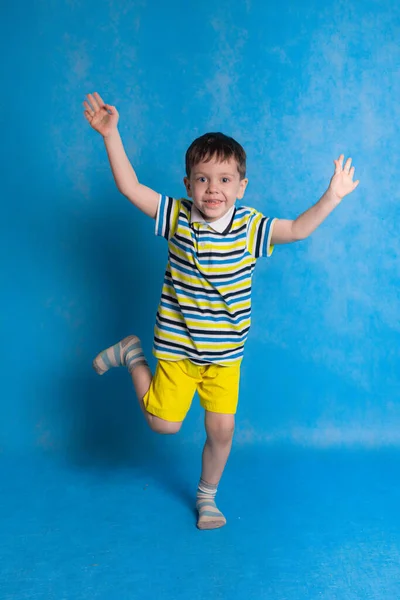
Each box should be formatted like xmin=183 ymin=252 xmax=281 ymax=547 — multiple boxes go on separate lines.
xmin=2 ymin=0 xmax=400 ymax=458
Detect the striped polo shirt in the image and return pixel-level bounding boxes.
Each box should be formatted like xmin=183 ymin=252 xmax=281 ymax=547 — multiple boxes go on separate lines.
xmin=153 ymin=195 xmax=276 ymax=365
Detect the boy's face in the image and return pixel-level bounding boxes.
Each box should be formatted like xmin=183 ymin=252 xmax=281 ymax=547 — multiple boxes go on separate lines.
xmin=184 ymin=156 xmax=248 ymax=222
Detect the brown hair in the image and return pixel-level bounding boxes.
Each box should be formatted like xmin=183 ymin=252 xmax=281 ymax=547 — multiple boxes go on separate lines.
xmin=185 ymin=132 xmax=246 ymax=179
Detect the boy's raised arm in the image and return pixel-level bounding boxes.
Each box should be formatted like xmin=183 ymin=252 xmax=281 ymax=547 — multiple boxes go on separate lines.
xmin=83 ymin=92 xmax=160 ymax=219
xmin=271 ymin=155 xmax=360 ymax=244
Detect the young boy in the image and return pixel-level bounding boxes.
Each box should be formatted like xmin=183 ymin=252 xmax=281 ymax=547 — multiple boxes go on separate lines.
xmin=83 ymin=91 xmax=359 ymax=530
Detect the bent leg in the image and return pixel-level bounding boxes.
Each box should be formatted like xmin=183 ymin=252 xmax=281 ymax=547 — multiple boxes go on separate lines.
xmin=93 ymin=336 xmax=183 ymax=434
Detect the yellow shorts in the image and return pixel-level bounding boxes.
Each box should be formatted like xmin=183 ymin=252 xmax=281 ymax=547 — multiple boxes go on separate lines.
xmin=143 ymin=359 xmax=241 ymax=422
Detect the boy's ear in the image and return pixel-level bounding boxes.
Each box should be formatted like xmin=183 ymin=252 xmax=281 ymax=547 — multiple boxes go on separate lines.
xmin=237 ymin=177 xmax=249 ymax=200
xmin=184 ymin=176 xmax=192 ymax=197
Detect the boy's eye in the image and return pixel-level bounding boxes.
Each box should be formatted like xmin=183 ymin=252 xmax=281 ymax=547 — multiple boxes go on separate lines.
xmin=197 ymin=177 xmax=207 ymax=182
xmin=222 ymin=177 xmax=230 ymax=183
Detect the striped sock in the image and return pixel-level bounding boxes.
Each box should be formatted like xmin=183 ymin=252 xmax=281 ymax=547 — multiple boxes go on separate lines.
xmin=92 ymin=335 xmax=148 ymax=375
xmin=196 ymin=479 xmax=226 ymax=530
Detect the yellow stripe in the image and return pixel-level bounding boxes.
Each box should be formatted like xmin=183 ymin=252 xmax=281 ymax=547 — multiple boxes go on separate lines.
xmin=161 ymin=287 xmax=251 ymax=312
xmin=154 ymin=326 xmax=197 ymax=346
xmin=159 ymin=308 xmax=250 ymax=330
xmin=176 ymin=238 xmax=248 ymax=253
xmin=169 ymin=257 xmax=255 ymax=278
xmin=246 ymin=211 xmax=264 ymax=256
xmin=170 ymin=238 xmax=252 ymax=261
xmin=155 ymin=328 xmax=245 ymax=351
xmin=168 ymin=200 xmax=181 ymax=238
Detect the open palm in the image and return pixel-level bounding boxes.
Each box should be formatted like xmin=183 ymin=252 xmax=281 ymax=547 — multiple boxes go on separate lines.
xmin=329 ymin=155 xmax=360 ymax=200
xmin=83 ymin=92 xmax=119 ymax=137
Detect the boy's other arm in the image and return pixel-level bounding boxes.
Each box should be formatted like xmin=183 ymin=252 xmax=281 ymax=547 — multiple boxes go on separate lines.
xmin=103 ymin=130 xmax=160 ymax=218
xmin=84 ymin=92 xmax=159 ymax=219
xmin=271 ymin=155 xmax=360 ymax=244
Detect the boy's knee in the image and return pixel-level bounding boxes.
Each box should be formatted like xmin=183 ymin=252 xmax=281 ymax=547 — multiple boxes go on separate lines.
xmin=206 ymin=420 xmax=235 ymax=445
xmin=149 ymin=416 xmax=182 ymax=435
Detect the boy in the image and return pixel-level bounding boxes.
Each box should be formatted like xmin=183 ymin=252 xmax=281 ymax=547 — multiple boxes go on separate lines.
xmin=83 ymin=91 xmax=359 ymax=530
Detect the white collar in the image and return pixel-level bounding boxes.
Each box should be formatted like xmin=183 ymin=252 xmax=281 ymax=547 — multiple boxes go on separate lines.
xmin=190 ymin=203 xmax=235 ymax=234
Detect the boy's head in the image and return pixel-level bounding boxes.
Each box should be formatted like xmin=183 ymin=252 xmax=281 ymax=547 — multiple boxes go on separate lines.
xmin=184 ymin=132 xmax=248 ymax=222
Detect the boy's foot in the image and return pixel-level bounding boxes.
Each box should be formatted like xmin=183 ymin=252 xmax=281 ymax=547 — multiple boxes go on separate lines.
xmin=197 ymin=501 xmax=227 ymax=530
xmin=196 ymin=479 xmax=226 ymax=530
xmin=92 ymin=335 xmax=147 ymax=375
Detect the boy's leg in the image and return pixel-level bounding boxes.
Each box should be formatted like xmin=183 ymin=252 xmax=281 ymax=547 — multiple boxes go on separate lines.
xmin=196 ymin=362 xmax=240 ymax=530
xmin=93 ymin=335 xmax=182 ymax=434
xmin=201 ymin=412 xmax=235 ymax=484
xmin=196 ymin=412 xmax=235 ymax=530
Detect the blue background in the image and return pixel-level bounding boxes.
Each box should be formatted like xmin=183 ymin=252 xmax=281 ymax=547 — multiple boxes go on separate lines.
xmin=2 ymin=0 xmax=400 ymax=598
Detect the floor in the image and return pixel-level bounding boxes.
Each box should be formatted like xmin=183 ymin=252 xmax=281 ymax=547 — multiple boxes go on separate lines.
xmin=2 ymin=445 xmax=400 ymax=599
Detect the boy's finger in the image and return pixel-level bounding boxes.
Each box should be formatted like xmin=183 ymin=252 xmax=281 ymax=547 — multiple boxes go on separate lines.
xmin=344 ymin=157 xmax=352 ymax=172
xmin=353 ymin=180 xmax=360 ymax=190
xmin=83 ymin=98 xmax=93 ymax=112
xmin=94 ymin=91 xmax=106 ymax=107
xmin=88 ymin=93 xmax=100 ymax=112
xmin=349 ymin=166 xmax=355 ymax=178
xmin=83 ymin=101 xmax=94 ymax=115
xmin=104 ymin=104 xmax=117 ymax=115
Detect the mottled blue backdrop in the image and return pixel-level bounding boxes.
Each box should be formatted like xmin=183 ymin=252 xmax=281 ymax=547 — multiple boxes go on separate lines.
xmin=2 ymin=1 xmax=400 ymax=598
xmin=3 ymin=0 xmax=399 ymax=454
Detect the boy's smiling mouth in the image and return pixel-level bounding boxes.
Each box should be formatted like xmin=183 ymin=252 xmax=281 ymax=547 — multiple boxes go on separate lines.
xmin=204 ymin=199 xmax=223 ymax=206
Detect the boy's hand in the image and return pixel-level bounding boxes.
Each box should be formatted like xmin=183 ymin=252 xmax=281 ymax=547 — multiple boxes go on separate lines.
xmin=271 ymin=154 xmax=361 ymax=244
xmin=83 ymin=92 xmax=119 ymax=138
xmin=328 ymin=155 xmax=360 ymax=201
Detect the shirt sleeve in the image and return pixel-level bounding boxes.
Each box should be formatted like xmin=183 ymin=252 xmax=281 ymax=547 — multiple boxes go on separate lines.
xmin=246 ymin=210 xmax=277 ymax=258
xmin=155 ymin=195 xmax=181 ymax=240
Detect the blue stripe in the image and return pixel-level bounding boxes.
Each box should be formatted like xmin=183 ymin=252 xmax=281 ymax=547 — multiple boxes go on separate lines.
xmin=196 ymin=254 xmax=253 ymax=265
xmin=113 ymin=345 xmax=120 ymax=364
xmin=171 ymin=245 xmax=250 ymax=266
xmin=125 ymin=342 xmax=141 ymax=354
xmin=177 ymin=217 xmax=191 ymax=229
xmin=164 ymin=282 xmax=252 ymax=307
xmin=194 ymin=272 xmax=251 ymax=287
xmin=156 ymin=195 xmax=167 ymax=236
xmin=126 ymin=352 xmax=144 ymax=366
xmin=225 ymin=293 xmax=252 ymax=307
xmin=196 ymin=232 xmax=247 ymax=244
xmin=171 ymin=237 xmax=196 ymax=257
xmin=101 ymin=352 xmax=112 ymax=368
xmin=198 ymin=511 xmax=224 ymax=517
xmin=169 ymin=258 xmax=201 ymax=278
xmin=262 ymin=218 xmax=273 ymax=256
xmin=197 ymin=501 xmax=217 ymax=509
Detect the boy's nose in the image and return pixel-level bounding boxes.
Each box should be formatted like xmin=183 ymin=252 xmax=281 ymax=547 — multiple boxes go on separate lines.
xmin=207 ymin=181 xmax=218 ymax=193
